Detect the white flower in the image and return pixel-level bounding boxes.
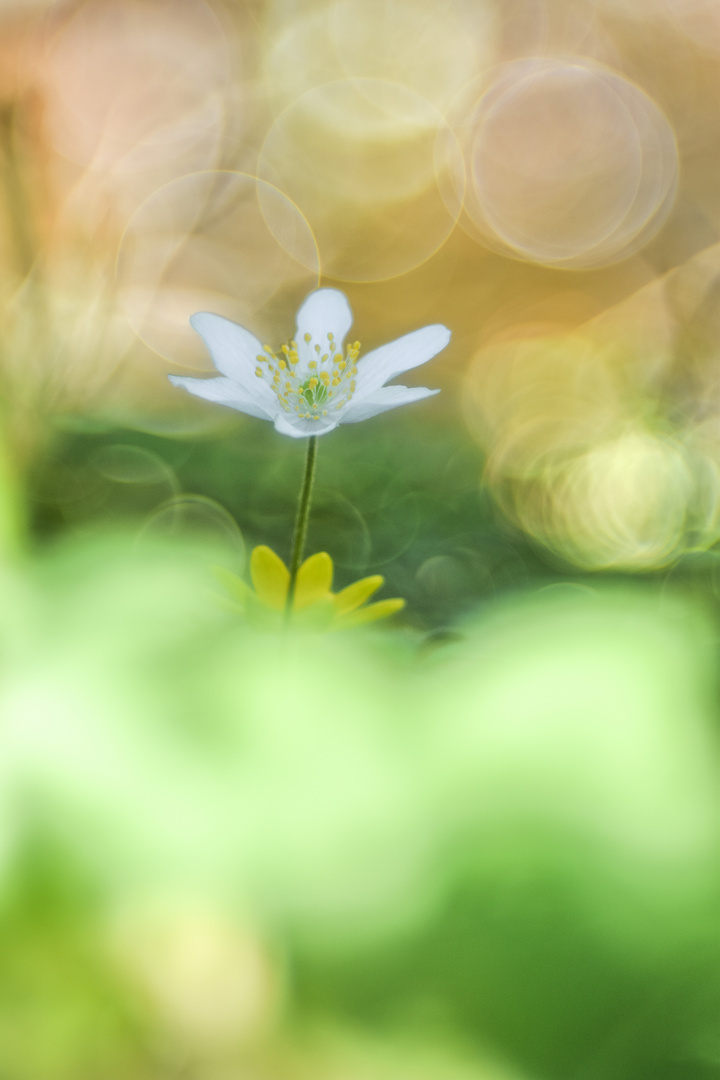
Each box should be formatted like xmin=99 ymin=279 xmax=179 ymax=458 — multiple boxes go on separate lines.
xmin=168 ymin=288 xmax=450 ymax=438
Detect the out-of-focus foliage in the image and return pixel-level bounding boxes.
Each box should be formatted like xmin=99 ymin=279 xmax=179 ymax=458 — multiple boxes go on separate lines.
xmin=0 ymin=538 xmax=718 ymax=1077
xmin=0 ymin=0 xmax=718 ymax=1077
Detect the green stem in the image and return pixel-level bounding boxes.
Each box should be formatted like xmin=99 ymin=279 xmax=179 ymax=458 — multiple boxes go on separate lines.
xmin=286 ymin=435 xmax=318 ymax=617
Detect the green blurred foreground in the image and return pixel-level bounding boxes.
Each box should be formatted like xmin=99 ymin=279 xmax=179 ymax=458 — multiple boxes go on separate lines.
xmin=0 ymin=529 xmax=717 ymax=1080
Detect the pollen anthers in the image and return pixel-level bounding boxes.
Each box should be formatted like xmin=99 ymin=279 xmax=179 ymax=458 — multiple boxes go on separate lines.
xmin=255 ymin=331 xmax=361 ymax=420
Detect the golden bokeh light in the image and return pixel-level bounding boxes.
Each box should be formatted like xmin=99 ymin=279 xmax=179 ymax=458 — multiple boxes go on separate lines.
xmin=452 ymin=58 xmax=678 ymax=267
xmin=42 ymin=0 xmax=229 ymax=173
xmin=117 ymin=171 xmax=319 ymax=367
xmin=262 ymin=0 xmax=495 ymax=115
xmin=258 ymin=79 xmax=464 ymax=281
xmin=666 ymin=0 xmax=720 ymax=53
xmin=542 ymin=429 xmax=691 ymax=569
xmin=466 ymin=243 xmax=720 ymax=569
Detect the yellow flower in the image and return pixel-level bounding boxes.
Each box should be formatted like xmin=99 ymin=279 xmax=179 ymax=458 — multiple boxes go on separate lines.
xmin=215 ymin=546 xmax=405 ymax=630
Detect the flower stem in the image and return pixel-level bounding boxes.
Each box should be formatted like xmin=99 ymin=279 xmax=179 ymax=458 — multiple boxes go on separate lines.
xmin=286 ymin=435 xmax=318 ymax=616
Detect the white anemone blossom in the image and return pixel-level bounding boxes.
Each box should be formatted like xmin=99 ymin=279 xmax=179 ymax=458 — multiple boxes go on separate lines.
xmin=168 ymin=288 xmax=450 ymax=438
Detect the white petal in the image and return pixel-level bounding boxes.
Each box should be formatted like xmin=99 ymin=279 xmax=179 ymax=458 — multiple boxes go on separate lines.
xmin=168 ymin=375 xmax=274 ymax=420
xmin=295 ymin=289 xmax=353 ymax=366
xmin=274 ymin=412 xmax=340 ymax=438
xmin=355 ymin=324 xmax=450 ymax=396
xmin=189 ymin=312 xmax=277 ymax=409
xmin=340 ymin=385 xmax=440 ymax=424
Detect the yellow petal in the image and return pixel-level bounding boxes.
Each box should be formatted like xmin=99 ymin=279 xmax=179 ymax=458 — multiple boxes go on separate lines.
xmin=250 ymin=545 xmax=289 ymax=610
xmin=333 ymin=574 xmax=384 ymax=616
xmin=294 ymin=551 xmax=333 ymax=611
xmin=337 ymin=597 xmax=405 ymax=628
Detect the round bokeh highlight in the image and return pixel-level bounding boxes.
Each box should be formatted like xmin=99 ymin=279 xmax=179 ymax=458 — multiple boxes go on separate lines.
xmin=116 ymin=171 xmax=320 ymax=368
xmin=257 ymin=79 xmax=464 ymax=282
xmin=452 ymin=59 xmax=678 ymax=269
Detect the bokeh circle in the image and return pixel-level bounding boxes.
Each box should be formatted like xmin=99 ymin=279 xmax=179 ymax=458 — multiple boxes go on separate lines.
xmin=257 ymin=79 xmax=464 ymax=282
xmin=452 ymin=59 xmax=678 ymax=269
xmin=42 ymin=0 xmax=230 ymax=174
xmin=116 ymin=171 xmax=319 ymax=368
